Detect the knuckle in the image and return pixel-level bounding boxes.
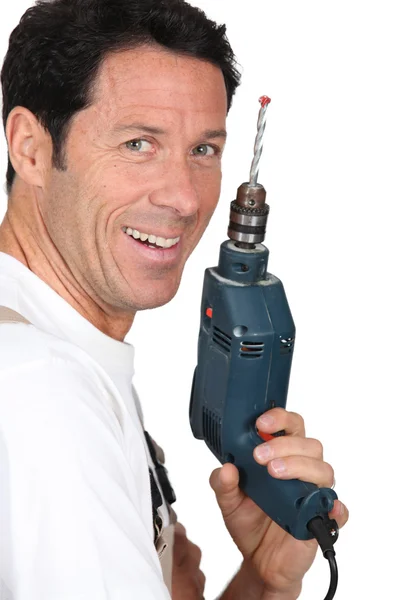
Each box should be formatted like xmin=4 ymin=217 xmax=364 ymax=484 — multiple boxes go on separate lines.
xmin=326 ymin=463 xmax=335 ymax=486
xmin=336 ymin=502 xmax=349 ymax=528
xmin=291 ymin=411 xmax=305 ymax=430
xmin=190 ymin=542 xmax=202 ymax=564
xmin=175 ymin=522 xmax=187 ymax=536
xmin=310 ymin=437 xmax=324 ymax=457
xmin=209 ymin=467 xmax=220 ymax=487
xmin=271 ymin=407 xmax=287 ymax=419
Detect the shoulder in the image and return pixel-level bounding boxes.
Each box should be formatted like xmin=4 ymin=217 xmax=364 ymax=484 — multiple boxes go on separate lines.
xmin=0 ymin=321 xmax=112 ymax=402
xmin=0 ymin=324 xmax=124 ymax=447
xmin=0 ymin=339 xmax=133 ymax=514
xmin=0 ymin=320 xmax=86 ymax=372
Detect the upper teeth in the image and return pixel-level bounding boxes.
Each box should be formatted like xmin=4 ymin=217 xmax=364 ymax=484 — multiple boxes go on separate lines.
xmin=123 ymin=227 xmax=180 ymax=249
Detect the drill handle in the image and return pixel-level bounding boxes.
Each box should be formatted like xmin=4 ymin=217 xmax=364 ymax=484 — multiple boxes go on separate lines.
xmin=228 ymin=430 xmax=337 ymax=540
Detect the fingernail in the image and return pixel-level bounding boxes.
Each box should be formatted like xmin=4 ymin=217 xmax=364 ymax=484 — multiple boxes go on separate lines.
xmin=258 ymin=414 xmax=274 ymax=428
xmin=270 ymin=459 xmax=286 ymax=474
xmin=339 ymin=502 xmax=345 ymax=516
xmin=255 ymin=444 xmax=272 ymax=461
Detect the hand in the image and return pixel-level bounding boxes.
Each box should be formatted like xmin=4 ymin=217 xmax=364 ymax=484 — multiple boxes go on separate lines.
xmin=209 ymin=408 xmax=349 ymax=597
xmin=171 ymin=522 xmax=206 ymax=600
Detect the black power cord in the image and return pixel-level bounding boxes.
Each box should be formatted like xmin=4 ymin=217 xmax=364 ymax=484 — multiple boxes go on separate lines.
xmin=307 ymin=515 xmax=339 ymax=600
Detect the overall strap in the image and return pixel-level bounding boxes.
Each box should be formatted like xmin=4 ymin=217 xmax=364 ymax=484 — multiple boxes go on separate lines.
xmin=144 ymin=430 xmax=176 ymax=507
xmin=0 ymin=306 xmax=31 ymax=325
xmin=144 ymin=431 xmax=177 ymax=596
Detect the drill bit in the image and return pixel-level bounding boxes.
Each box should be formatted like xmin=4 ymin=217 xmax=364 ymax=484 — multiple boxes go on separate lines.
xmin=249 ymin=96 xmax=271 ymax=186
xmin=228 ymin=95 xmax=271 ymax=247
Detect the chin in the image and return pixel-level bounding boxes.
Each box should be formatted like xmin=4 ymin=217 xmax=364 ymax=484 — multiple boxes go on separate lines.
xmin=132 ymin=278 xmax=181 ymax=311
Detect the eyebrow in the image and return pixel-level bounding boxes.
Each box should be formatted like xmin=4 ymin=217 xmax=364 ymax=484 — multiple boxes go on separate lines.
xmin=113 ymin=122 xmax=227 ymax=140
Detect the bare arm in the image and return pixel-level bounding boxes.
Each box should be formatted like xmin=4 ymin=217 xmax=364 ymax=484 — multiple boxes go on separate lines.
xmin=170 ymin=524 xmax=300 ymax=600
xmin=217 ymin=560 xmax=301 ymax=600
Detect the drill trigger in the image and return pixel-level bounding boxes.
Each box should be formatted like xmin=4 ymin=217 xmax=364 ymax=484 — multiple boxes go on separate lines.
xmin=258 ymin=429 xmax=286 ymax=442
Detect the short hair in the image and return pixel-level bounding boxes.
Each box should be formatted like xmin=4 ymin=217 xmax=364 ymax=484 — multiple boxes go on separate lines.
xmin=1 ymin=0 xmax=241 ymax=194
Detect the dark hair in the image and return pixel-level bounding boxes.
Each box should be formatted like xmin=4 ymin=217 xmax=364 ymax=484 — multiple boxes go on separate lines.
xmin=1 ymin=0 xmax=241 ymax=194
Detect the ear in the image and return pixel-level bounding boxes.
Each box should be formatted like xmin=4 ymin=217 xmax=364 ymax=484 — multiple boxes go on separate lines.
xmin=5 ymin=106 xmax=52 ymax=188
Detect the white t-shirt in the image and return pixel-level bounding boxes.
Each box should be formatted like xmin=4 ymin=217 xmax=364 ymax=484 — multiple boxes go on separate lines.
xmin=0 ymin=252 xmax=171 ymax=600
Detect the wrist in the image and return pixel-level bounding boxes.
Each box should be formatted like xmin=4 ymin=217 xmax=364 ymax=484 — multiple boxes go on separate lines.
xmin=241 ymin=560 xmax=301 ymax=600
xmin=218 ymin=559 xmax=301 ymax=600
xmin=261 ymin=588 xmax=301 ymax=600
xmin=238 ymin=559 xmax=302 ymax=600
xmin=260 ymin=581 xmax=302 ymax=600
xmin=217 ymin=560 xmax=265 ymax=600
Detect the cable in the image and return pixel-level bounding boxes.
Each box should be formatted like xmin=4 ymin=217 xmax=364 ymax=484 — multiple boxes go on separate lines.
xmin=324 ymin=552 xmax=338 ymax=600
xmin=307 ymin=516 xmax=339 ymax=600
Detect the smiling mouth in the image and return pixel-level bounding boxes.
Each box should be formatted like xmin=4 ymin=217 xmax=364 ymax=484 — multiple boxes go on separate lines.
xmin=122 ymin=226 xmax=180 ymax=249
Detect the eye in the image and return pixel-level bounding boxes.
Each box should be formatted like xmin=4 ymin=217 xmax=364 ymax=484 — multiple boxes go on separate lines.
xmin=125 ymin=139 xmax=153 ymax=152
xmin=192 ymin=144 xmax=218 ymax=157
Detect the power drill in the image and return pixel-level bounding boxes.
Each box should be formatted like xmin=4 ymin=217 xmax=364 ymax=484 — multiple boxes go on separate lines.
xmin=190 ymin=97 xmax=340 ymax=599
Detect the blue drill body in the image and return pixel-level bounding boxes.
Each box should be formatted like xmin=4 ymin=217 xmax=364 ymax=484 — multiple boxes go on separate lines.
xmin=189 ymin=97 xmax=341 ymax=599
xmin=189 ymin=239 xmax=337 ymax=541
xmin=190 ymin=97 xmax=338 ymax=545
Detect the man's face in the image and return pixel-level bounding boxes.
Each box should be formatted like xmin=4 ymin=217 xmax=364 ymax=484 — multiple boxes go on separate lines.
xmin=39 ymin=46 xmax=227 ymax=313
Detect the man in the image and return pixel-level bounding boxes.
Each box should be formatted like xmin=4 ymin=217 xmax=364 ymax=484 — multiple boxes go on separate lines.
xmin=0 ymin=0 xmax=348 ymax=598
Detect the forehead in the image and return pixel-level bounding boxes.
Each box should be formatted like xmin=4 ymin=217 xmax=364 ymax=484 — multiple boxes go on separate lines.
xmin=89 ymin=45 xmax=228 ymax=128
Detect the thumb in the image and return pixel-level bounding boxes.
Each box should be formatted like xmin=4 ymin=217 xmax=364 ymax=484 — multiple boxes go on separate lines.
xmin=209 ymin=463 xmax=246 ymax=517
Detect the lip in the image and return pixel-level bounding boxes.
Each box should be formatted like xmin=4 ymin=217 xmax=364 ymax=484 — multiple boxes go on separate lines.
xmin=122 ymin=229 xmax=182 ymax=264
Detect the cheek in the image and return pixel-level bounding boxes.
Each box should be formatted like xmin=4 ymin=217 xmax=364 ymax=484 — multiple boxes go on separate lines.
xmin=197 ymin=168 xmax=222 ymax=214
xmin=70 ymin=165 xmax=137 ymax=222
xmin=40 ymin=172 xmax=79 ymax=228
xmin=90 ymin=162 xmax=151 ymax=204
xmin=190 ymin=175 xmax=221 ymax=246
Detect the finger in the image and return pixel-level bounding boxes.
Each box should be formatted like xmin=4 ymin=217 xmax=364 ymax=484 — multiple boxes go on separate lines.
xmin=254 ymin=436 xmax=324 ymax=465
xmin=329 ymin=500 xmax=350 ymax=530
xmin=186 ymin=540 xmax=202 ymax=567
xmin=173 ymin=536 xmax=202 ymax=568
xmin=196 ymin=569 xmax=206 ymax=596
xmin=174 ymin=522 xmax=187 ymax=537
xmin=256 ymin=408 xmax=306 ymax=437
xmin=209 ymin=463 xmax=246 ymax=519
xmin=267 ymin=456 xmax=335 ymax=488
xmin=172 ymin=533 xmax=188 ymax=566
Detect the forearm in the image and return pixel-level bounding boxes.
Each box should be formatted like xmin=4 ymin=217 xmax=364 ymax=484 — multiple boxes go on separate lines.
xmin=217 ymin=560 xmax=301 ymax=600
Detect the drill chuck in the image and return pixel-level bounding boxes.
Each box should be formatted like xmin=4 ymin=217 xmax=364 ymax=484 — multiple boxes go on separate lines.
xmin=228 ymin=182 xmax=269 ymax=247
xmin=228 ymin=96 xmax=271 ymax=248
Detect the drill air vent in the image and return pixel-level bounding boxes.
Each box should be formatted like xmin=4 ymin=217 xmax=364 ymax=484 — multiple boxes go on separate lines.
xmin=212 ymin=326 xmax=232 ymax=353
xmin=202 ymin=407 xmax=222 ymax=457
xmin=280 ymin=336 xmax=295 ymax=355
xmin=240 ymin=341 xmax=264 ymax=358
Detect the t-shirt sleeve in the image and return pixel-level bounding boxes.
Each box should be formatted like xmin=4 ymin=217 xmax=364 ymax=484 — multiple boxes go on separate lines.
xmin=0 ymin=357 xmax=170 ymax=600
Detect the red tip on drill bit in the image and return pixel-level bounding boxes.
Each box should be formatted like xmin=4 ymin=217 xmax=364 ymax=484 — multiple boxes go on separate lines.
xmin=259 ymin=95 xmax=271 ymax=107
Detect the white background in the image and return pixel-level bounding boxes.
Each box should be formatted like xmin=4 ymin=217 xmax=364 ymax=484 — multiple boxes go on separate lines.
xmin=1 ymin=1 xmax=399 ymax=599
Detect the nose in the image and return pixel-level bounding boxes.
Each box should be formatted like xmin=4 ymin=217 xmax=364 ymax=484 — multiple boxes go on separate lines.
xmin=149 ymin=159 xmax=200 ymax=217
